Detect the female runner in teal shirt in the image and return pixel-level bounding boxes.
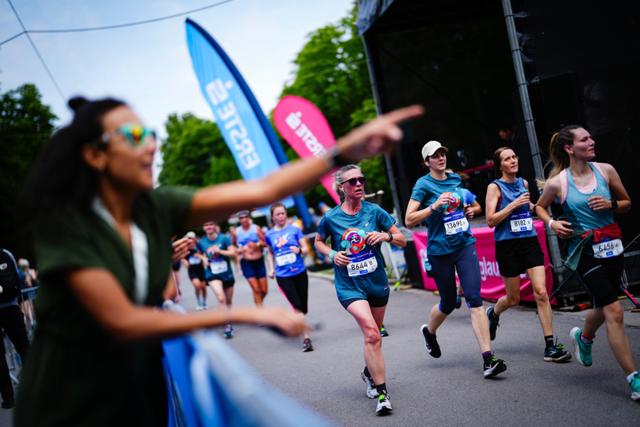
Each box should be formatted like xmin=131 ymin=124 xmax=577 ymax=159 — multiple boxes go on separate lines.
xmin=535 ymin=125 xmax=638 ymax=400
xmin=315 ymin=164 xmax=406 ymax=416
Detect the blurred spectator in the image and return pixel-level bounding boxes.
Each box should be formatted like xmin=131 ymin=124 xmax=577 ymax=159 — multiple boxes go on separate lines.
xmin=16 ymin=259 xmax=36 ymax=328
xmin=0 ymin=248 xmax=30 ymax=409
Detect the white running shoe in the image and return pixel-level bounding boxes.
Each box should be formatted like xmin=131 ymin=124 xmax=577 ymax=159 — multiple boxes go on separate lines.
xmin=360 ymin=370 xmax=378 ymax=399
xmin=376 ymin=393 xmax=392 ymax=416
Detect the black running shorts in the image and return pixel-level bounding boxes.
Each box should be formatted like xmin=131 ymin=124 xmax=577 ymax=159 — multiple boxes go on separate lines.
xmin=575 ymin=247 xmax=624 ymax=308
xmin=495 ymin=236 xmax=545 ymax=277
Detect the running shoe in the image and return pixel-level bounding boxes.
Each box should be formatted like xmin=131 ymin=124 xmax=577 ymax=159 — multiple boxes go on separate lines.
xmin=302 ymin=338 xmax=314 ymax=352
xmin=420 ymin=324 xmax=441 ymax=358
xmin=361 ymin=370 xmax=378 ymax=399
xmin=224 ymin=324 xmax=234 ymax=339
xmin=483 ymin=355 xmax=507 ymax=378
xmin=629 ymin=372 xmax=640 ymax=401
xmin=486 ymin=307 xmax=499 ymax=341
xmin=380 ymin=324 xmax=389 ymax=337
xmin=543 ymin=340 xmax=571 ymax=363
xmin=570 ymin=327 xmax=592 ymax=367
xmin=375 ymin=393 xmax=392 ymax=416
xmin=196 ymin=305 xmax=205 ymax=311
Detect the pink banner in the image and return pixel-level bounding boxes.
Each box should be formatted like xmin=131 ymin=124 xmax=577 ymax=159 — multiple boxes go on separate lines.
xmin=413 ymin=220 xmax=555 ymax=304
xmin=273 ymin=95 xmax=340 ymax=204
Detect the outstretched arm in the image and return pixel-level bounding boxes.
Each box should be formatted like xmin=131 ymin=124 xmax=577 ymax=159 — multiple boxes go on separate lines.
xmin=68 ymin=268 xmax=306 ymax=341
xmin=188 ymin=106 xmax=424 ymax=225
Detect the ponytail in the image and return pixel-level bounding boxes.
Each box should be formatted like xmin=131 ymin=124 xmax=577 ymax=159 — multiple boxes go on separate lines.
xmin=547 ymin=125 xmax=582 ymax=178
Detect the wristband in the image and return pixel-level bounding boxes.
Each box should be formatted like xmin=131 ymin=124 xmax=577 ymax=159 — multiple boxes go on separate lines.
xmin=387 ymin=231 xmax=394 ymax=243
xmin=329 ymin=250 xmax=338 ymax=263
xmin=327 ymin=147 xmax=350 ymax=169
xmin=611 ymin=199 xmax=618 ymax=211
xmin=548 ymin=219 xmax=555 ymax=229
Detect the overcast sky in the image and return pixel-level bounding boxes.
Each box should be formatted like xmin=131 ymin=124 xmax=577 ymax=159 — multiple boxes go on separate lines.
xmin=0 ymin=0 xmax=352 ymax=141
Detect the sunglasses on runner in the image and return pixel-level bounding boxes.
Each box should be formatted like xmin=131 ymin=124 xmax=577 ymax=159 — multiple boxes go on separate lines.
xmin=341 ymin=177 xmax=366 ymax=186
xmin=101 ymin=123 xmax=157 ymax=148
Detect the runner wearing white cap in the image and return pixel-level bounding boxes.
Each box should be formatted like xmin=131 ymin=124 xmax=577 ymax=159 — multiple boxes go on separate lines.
xmin=406 ymin=140 xmax=506 ymax=378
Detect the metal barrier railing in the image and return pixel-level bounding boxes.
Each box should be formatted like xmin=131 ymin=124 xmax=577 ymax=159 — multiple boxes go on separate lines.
xmin=162 ymin=301 xmax=334 ymax=427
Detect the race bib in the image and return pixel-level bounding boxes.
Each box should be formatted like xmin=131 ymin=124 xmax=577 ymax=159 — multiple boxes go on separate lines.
xmin=347 ymin=250 xmax=378 ymax=277
xmin=209 ymin=260 xmax=228 ymax=274
xmin=509 ymin=211 xmax=533 ymax=233
xmin=592 ymin=238 xmax=624 ymax=259
xmin=188 ymin=255 xmax=201 ymax=265
xmin=275 ymin=252 xmax=297 ymax=267
xmin=443 ymin=211 xmax=469 ymax=236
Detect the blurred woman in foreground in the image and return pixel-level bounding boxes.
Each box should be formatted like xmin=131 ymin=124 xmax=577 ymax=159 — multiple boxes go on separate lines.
xmin=14 ymin=96 xmax=422 ymax=425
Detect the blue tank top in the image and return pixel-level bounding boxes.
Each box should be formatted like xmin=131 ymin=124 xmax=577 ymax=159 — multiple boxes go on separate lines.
xmin=493 ymin=177 xmax=537 ymax=241
xmin=562 ymin=163 xmax=614 ymax=252
xmin=236 ymin=223 xmax=259 ymax=247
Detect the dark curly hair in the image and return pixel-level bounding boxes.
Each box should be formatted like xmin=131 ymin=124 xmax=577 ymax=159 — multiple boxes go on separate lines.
xmin=20 ymin=96 xmax=126 ymax=216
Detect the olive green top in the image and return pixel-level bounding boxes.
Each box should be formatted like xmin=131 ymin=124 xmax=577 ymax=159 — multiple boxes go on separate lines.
xmin=15 ymin=186 xmax=194 ymax=427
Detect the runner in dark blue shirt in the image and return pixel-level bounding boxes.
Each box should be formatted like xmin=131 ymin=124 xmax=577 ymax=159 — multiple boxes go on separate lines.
xmin=485 ymin=147 xmax=569 ymax=362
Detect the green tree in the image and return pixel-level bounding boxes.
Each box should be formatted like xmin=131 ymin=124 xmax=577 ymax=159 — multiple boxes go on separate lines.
xmin=278 ymin=5 xmax=390 ymax=208
xmin=0 ymin=83 xmax=56 ymax=239
xmin=158 ymin=113 xmax=241 ymax=188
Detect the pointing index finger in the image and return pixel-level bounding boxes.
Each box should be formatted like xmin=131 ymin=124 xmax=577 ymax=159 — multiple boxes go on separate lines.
xmin=382 ymin=105 xmax=425 ymax=125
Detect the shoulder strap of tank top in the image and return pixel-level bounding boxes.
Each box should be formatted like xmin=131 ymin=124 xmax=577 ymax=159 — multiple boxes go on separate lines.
xmin=558 ymin=169 xmax=568 ymax=205
xmin=590 ymin=162 xmax=610 ymax=187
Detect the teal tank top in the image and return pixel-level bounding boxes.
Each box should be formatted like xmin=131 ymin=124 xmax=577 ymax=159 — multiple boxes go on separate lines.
xmin=562 ymin=163 xmax=614 ymax=252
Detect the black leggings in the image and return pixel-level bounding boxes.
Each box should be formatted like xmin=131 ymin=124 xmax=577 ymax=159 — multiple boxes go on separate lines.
xmin=276 ymin=271 xmax=309 ymax=314
xmin=430 ymin=244 xmax=483 ymax=314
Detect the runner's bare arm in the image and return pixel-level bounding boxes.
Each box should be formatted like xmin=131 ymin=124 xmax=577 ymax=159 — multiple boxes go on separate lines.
xmin=485 ymin=183 xmax=528 ymax=227
xmin=535 ymin=176 xmax=572 ymax=238
xmin=593 ymin=163 xmax=631 ymax=213
xmin=405 ymin=199 xmax=429 ymax=228
xmin=405 ymin=192 xmax=454 ymax=228
xmin=464 ymin=200 xmax=482 ymax=219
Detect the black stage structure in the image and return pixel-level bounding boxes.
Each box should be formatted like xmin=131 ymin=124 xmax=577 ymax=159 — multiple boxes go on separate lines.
xmin=358 ymin=0 xmax=640 ymax=304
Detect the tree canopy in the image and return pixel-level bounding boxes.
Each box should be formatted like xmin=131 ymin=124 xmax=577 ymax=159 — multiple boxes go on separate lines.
xmin=278 ymin=5 xmax=389 ymax=208
xmin=158 ymin=113 xmax=241 ymax=187
xmin=0 ymin=83 xmax=56 ymax=242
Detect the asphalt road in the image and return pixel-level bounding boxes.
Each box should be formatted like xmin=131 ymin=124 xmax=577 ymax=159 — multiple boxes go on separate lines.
xmin=2 ymin=267 xmax=638 ymax=426
xmin=214 ymin=269 xmax=640 ymax=426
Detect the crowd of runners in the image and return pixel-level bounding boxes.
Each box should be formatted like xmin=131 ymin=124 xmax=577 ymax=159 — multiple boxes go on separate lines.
xmin=3 ymin=95 xmax=639 ymax=423
xmin=164 ymin=126 xmax=639 ymax=416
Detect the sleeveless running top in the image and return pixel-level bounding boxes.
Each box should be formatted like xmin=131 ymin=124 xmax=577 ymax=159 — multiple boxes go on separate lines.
xmin=562 ymin=163 xmax=614 ymax=252
xmin=493 ymin=177 xmax=537 ymax=241
xmin=236 ymin=223 xmax=260 ymax=247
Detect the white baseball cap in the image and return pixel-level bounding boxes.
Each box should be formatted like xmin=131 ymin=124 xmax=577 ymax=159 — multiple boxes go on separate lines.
xmin=421 ymin=140 xmax=448 ymax=160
